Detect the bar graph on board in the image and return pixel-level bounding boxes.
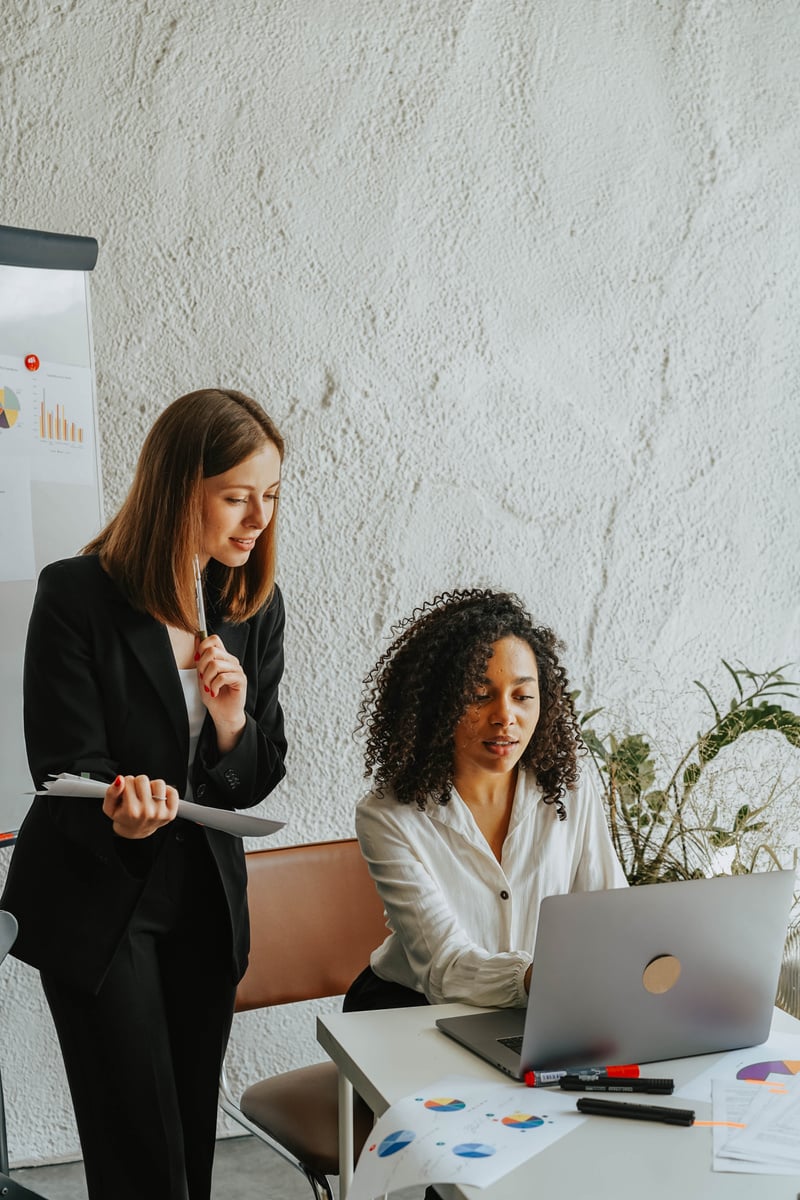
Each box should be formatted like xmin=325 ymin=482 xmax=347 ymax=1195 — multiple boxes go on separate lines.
xmin=38 ymin=394 xmax=84 ymax=444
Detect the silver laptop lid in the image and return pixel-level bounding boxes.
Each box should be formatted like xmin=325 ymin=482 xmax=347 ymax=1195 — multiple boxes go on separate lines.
xmin=521 ymin=868 xmax=795 ymax=1071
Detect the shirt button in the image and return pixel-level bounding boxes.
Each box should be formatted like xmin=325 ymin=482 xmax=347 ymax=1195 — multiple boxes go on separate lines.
xmin=500 ymin=890 xmax=509 ymax=900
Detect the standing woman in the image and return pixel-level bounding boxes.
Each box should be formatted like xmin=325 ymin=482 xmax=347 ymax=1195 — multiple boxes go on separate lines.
xmin=1 ymin=388 xmax=287 ymax=1200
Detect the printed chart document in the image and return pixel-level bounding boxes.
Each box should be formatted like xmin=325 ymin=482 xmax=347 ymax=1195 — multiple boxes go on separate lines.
xmin=677 ymin=1034 xmax=800 ymax=1176
xmin=37 ymin=773 xmax=285 ymax=838
xmin=0 ymin=351 xmax=97 ymax=487
xmin=677 ymin=1034 xmax=800 ymax=1105
xmin=711 ymin=1078 xmax=800 ymax=1174
xmin=347 ymin=1073 xmax=585 ymax=1200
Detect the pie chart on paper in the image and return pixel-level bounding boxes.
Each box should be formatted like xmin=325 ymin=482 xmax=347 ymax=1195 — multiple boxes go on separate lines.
xmin=424 ymin=1098 xmax=466 ymax=1112
xmin=0 ymin=386 xmax=20 ymax=430
xmin=377 ymin=1129 xmax=416 ymax=1157
xmin=736 ymin=1059 xmax=800 ymax=1082
xmin=501 ymin=1112 xmax=545 ymax=1130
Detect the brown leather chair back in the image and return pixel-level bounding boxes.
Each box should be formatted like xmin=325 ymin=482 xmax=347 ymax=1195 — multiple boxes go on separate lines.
xmin=235 ymin=839 xmax=387 ymax=1012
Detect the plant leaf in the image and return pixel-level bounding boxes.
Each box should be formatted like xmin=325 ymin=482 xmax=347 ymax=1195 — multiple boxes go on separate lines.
xmin=721 ymin=659 xmax=744 ymax=699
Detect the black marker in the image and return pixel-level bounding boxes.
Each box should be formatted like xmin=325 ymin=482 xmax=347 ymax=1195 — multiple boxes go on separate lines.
xmin=561 ymin=1076 xmax=674 ymax=1094
xmin=576 ymin=1098 xmax=695 ymax=1126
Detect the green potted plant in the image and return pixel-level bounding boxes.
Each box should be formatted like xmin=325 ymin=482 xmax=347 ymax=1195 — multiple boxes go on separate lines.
xmin=579 ymin=662 xmax=800 ymax=1016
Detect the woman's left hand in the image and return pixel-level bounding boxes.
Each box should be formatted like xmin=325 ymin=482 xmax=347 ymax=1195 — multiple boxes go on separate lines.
xmin=196 ymin=634 xmax=247 ymax=753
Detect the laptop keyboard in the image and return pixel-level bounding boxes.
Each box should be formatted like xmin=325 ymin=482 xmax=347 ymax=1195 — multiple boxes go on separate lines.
xmin=497 ymin=1035 xmax=523 ymax=1053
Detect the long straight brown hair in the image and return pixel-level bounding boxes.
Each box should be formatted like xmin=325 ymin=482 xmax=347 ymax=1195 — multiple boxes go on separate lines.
xmin=84 ymin=388 xmax=284 ymax=626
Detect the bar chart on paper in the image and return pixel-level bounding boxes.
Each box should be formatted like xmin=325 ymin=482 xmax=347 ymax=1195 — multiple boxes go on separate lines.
xmin=0 ymin=357 xmax=95 ymax=484
xmin=37 ymin=393 xmax=84 ymax=444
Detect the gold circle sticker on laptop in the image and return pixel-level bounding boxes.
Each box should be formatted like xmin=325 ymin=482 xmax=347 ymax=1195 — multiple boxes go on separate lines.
xmin=642 ymin=954 xmax=682 ymax=994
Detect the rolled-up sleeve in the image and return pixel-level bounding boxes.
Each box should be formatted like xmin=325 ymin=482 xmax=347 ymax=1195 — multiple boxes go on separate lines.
xmin=357 ymin=796 xmax=532 ymax=1008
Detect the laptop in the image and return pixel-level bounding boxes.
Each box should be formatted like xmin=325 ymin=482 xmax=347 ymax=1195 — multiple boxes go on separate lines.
xmin=436 ymin=869 xmax=796 ymax=1079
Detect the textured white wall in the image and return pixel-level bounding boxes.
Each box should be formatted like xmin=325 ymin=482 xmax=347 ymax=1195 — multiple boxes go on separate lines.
xmin=1 ymin=0 xmax=799 ymax=1165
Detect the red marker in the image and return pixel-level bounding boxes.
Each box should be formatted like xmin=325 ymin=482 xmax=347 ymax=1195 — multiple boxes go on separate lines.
xmin=525 ymin=1064 xmax=639 ymax=1087
xmin=24 ymin=353 xmax=40 ymax=371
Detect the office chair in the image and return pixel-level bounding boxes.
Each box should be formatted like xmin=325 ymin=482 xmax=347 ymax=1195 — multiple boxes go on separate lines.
xmin=0 ymin=910 xmax=49 ymax=1199
xmin=218 ymin=839 xmax=388 ymax=1200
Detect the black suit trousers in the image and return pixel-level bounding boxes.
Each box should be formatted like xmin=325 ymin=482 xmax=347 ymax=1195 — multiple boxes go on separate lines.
xmin=41 ymin=825 xmax=236 ymax=1200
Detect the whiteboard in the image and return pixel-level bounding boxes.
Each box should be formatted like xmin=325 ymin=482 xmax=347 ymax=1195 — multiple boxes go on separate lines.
xmin=0 ymin=225 xmax=101 ymax=834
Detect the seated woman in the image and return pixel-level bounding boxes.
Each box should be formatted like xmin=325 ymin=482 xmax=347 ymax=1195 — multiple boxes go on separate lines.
xmin=345 ymin=588 xmax=627 ymax=1013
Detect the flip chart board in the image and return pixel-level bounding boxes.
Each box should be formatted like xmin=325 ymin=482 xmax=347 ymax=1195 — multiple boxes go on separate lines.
xmin=0 ymin=224 xmax=102 ymax=834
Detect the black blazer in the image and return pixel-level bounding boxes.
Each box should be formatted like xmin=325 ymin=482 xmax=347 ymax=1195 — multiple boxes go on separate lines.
xmin=1 ymin=555 xmax=286 ymax=992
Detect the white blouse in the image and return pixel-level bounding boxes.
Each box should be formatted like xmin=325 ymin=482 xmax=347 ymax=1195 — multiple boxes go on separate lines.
xmin=178 ymin=668 xmax=206 ymax=800
xmin=357 ymin=767 xmax=628 ymax=1009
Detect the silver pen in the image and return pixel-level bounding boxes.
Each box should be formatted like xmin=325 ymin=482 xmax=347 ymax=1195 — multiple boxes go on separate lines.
xmin=192 ymin=554 xmax=208 ymax=640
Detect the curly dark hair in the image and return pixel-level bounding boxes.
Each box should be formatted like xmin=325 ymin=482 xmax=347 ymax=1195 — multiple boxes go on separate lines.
xmin=357 ymin=589 xmax=582 ymax=820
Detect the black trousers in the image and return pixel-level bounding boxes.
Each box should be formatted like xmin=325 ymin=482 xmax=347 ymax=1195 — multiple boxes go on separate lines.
xmin=41 ymin=826 xmax=237 ymax=1200
xmin=343 ymin=964 xmax=430 ymax=1012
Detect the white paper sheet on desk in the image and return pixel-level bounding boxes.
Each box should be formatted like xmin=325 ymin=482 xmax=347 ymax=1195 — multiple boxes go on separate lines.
xmin=347 ymin=1073 xmax=584 ymax=1200
xmin=36 ymin=773 xmax=285 ymax=838
xmin=711 ymin=1078 xmax=800 ymax=1174
xmin=719 ymin=1077 xmax=800 ymax=1167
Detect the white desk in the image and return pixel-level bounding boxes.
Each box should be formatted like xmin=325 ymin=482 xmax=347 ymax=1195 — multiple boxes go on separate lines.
xmin=317 ymin=1003 xmax=800 ymax=1200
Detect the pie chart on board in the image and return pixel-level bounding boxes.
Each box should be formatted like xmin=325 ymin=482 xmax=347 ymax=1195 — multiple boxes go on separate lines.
xmin=0 ymin=386 xmax=20 ymax=429
xmin=736 ymin=1060 xmax=800 ymax=1082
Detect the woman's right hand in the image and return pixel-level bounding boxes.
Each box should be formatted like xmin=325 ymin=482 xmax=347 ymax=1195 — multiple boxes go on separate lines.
xmin=103 ymin=775 xmax=180 ymax=839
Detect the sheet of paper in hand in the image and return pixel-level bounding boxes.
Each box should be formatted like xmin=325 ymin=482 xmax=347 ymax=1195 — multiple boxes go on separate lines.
xmin=36 ymin=773 xmax=286 ymax=838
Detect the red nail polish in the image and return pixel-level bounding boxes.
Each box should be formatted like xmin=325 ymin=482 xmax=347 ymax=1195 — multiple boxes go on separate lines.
xmin=194 ymin=652 xmax=200 ymax=662
xmin=114 ymin=775 xmax=122 ymax=788
xmin=204 ymin=685 xmax=210 ymax=693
